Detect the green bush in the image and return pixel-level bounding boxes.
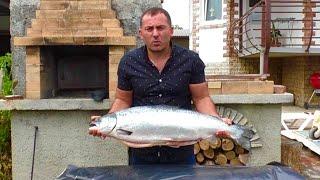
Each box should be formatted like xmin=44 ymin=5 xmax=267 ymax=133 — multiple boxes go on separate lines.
xmin=0 ymin=53 xmax=12 ymax=179
xmin=0 ymin=53 xmax=12 ymax=95
xmin=0 ymin=111 xmax=11 ymax=179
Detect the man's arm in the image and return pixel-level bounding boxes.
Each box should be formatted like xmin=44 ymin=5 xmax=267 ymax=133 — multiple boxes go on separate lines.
xmin=190 ymin=82 xmax=232 ymax=137
xmin=189 ymin=82 xmax=219 ymax=116
xmin=108 ymin=88 xmax=133 ymax=113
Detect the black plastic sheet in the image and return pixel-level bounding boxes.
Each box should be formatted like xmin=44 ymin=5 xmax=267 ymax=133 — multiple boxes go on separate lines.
xmin=56 ymin=164 xmax=305 ymax=180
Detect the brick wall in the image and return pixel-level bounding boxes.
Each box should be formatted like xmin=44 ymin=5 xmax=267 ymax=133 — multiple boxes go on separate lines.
xmin=303 ymin=57 xmax=320 ymax=105
xmin=204 ymin=61 xmax=230 ymax=75
xmin=282 ymin=57 xmax=307 ymax=106
xmin=224 ymin=0 xmax=259 ymax=75
xmin=268 ymin=56 xmax=320 ymax=106
xmin=190 ymin=0 xmax=200 ymax=53
xmin=268 ymin=58 xmax=283 ymax=85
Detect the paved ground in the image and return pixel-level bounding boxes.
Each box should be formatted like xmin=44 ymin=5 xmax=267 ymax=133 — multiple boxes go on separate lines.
xmin=281 ymin=105 xmax=320 ymax=179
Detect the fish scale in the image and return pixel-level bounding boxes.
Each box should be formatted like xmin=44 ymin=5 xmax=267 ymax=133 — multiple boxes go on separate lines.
xmin=90 ymin=105 xmax=254 ymax=150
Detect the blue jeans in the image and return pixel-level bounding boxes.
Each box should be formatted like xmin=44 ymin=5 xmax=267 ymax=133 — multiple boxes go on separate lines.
xmin=128 ymin=145 xmax=196 ymax=165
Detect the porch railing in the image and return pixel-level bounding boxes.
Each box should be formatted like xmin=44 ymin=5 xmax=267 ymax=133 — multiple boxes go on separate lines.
xmin=229 ymin=0 xmax=320 ymax=73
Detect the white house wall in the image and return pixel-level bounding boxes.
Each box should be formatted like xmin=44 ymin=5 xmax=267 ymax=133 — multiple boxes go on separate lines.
xmin=199 ymin=28 xmax=225 ymax=63
xmin=162 ymin=0 xmax=190 ymax=29
xmin=270 ymin=0 xmax=304 ymax=47
xmin=190 ymin=0 xmax=227 ymax=66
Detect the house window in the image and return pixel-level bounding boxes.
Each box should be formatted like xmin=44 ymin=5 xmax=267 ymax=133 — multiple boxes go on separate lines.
xmin=205 ymin=0 xmax=222 ymax=21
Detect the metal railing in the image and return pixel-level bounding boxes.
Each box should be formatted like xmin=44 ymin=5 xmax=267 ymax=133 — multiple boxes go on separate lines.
xmin=229 ymin=0 xmax=320 ymax=59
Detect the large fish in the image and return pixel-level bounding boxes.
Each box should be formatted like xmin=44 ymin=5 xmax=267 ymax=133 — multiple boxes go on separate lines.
xmin=89 ymin=106 xmax=254 ymax=150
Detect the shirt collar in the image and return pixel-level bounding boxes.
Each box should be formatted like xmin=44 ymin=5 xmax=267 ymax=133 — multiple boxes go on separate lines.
xmin=142 ymin=42 xmax=177 ymax=63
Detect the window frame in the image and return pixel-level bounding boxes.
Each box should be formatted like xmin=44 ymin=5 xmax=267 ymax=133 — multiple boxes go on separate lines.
xmin=202 ymin=0 xmax=224 ymax=24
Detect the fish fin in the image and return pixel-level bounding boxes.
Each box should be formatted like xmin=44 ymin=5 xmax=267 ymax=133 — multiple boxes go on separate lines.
xmin=166 ymin=141 xmax=198 ymax=147
xmin=116 ymin=129 xmax=133 ymax=136
xmin=230 ymin=125 xmax=254 ymax=151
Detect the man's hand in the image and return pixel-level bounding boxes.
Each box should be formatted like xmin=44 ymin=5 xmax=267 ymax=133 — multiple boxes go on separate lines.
xmin=215 ymin=117 xmax=233 ymax=138
xmin=222 ymin=117 xmax=233 ymax=125
xmin=89 ymin=116 xmax=108 ymax=139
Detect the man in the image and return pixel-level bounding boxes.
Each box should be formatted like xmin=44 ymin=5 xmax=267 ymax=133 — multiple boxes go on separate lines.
xmin=89 ymin=7 xmax=230 ymax=165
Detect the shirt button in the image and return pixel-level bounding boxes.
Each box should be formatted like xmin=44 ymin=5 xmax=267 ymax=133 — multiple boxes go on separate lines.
xmin=158 ymin=94 xmax=162 ymax=97
xmin=159 ymin=79 xmax=162 ymax=83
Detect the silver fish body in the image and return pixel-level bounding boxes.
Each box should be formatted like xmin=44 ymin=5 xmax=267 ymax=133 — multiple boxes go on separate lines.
xmin=90 ymin=106 xmax=253 ymax=150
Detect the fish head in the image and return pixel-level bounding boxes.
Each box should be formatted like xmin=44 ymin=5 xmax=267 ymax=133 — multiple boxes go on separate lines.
xmin=90 ymin=113 xmax=117 ymax=135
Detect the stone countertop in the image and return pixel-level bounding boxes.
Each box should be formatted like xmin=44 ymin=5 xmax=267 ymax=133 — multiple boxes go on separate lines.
xmin=0 ymin=93 xmax=293 ymax=110
xmin=211 ymin=93 xmax=293 ymax=104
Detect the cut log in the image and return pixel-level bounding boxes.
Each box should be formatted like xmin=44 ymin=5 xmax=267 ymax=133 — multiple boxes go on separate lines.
xmin=215 ymin=153 xmax=227 ymax=165
xmin=235 ymin=146 xmax=245 ymax=155
xmin=239 ymin=154 xmax=249 ymax=165
xmin=209 ymin=138 xmax=221 ymax=149
xmin=230 ymin=157 xmax=243 ymax=166
xmin=203 ymin=148 xmax=214 ymax=159
xmin=196 ymin=152 xmax=205 ymax=164
xmin=204 ymin=160 xmax=215 ymax=166
xmin=199 ymin=139 xmax=210 ymax=151
xmin=194 ymin=143 xmax=200 ymax=155
xmin=281 ymin=136 xmax=303 ymax=173
xmin=225 ymin=151 xmax=236 ymax=160
xmin=221 ymin=138 xmax=234 ymax=151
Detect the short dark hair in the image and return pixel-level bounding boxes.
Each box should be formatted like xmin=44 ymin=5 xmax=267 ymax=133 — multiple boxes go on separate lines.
xmin=140 ymin=7 xmax=172 ymax=27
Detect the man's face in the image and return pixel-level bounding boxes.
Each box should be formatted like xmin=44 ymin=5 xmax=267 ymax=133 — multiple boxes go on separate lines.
xmin=139 ymin=13 xmax=173 ymax=53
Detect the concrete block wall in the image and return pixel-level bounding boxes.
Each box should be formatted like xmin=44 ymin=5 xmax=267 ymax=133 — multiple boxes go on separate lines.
xmin=11 ymin=110 xmax=128 ymax=180
xmin=6 ymin=96 xmax=291 ymax=179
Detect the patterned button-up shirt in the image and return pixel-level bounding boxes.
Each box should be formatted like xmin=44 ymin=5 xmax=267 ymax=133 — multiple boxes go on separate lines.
xmin=117 ymin=44 xmax=206 ymax=110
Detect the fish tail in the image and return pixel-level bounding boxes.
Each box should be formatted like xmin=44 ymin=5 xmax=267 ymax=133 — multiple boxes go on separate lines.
xmin=230 ymin=125 xmax=254 ymax=151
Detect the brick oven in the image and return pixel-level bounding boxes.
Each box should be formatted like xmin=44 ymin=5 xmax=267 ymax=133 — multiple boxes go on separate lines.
xmin=6 ymin=0 xmax=294 ymax=179
xmin=14 ymin=0 xmax=135 ymax=99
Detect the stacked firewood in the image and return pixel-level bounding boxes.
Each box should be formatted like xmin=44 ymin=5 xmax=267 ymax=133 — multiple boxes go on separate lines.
xmin=194 ymin=138 xmax=249 ymax=166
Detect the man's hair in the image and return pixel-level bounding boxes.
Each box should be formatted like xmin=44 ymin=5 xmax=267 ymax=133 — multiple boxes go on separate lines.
xmin=140 ymin=7 xmax=172 ymax=27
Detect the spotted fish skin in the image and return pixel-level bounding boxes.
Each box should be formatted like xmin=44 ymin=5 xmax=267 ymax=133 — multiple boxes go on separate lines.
xmin=90 ymin=106 xmax=254 ymax=150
